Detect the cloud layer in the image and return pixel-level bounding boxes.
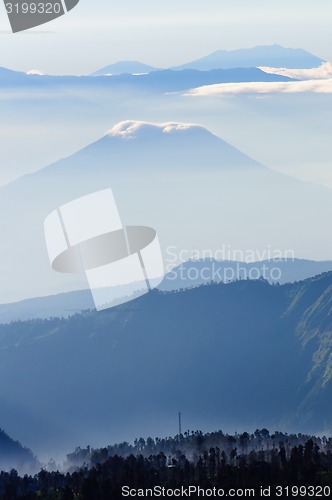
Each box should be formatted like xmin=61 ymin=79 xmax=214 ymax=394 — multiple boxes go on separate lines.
xmin=258 ymin=62 xmax=332 ymax=80
xmin=106 ymin=120 xmax=202 ymax=139
xmin=187 ymin=78 xmax=332 ymax=96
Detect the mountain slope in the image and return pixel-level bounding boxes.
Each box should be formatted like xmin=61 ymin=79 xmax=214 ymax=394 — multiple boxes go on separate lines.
xmin=1 ymin=258 xmax=332 ymax=323
xmin=0 ymin=67 xmax=33 ymax=85
xmin=0 ymin=274 xmax=331 ymax=455
xmin=0 ymin=120 xmax=265 ymax=303
xmin=0 ymin=289 xmax=93 ymax=323
xmin=173 ymin=45 xmax=325 ymax=70
xmin=0 ymin=428 xmax=37 ymax=473
xmin=0 ymin=119 xmax=332 ymax=303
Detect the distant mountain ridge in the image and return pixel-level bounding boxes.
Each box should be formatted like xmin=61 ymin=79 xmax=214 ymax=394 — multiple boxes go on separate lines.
xmin=1 ymin=258 xmax=332 ymax=323
xmin=0 ymin=66 xmax=294 ymax=93
xmin=0 ymin=272 xmax=331 ymax=455
xmin=160 ymin=258 xmax=332 ymax=291
xmin=172 ymin=45 xmax=325 ymax=71
xmin=90 ymin=46 xmax=325 ymax=76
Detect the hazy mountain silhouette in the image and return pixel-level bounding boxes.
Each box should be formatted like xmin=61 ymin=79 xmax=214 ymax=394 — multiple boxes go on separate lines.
xmin=159 ymin=258 xmax=332 ymax=290
xmin=0 ymin=66 xmax=294 ymax=93
xmin=173 ymin=45 xmax=325 ymax=70
xmin=91 ymin=61 xmax=160 ymax=76
xmin=0 ymin=272 xmax=331 ymax=455
xmin=90 ymin=46 xmax=325 ymax=75
xmin=0 ymin=289 xmax=93 ymax=323
xmin=0 ymin=120 xmax=332 ymax=303
xmin=1 ymin=258 xmax=332 ymax=323
xmin=118 ymin=68 xmax=294 ymax=92
xmin=0 ymin=67 xmax=32 ymax=85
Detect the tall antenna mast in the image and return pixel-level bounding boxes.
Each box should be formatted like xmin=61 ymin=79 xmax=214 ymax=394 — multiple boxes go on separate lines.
xmin=178 ymin=411 xmax=182 ymax=437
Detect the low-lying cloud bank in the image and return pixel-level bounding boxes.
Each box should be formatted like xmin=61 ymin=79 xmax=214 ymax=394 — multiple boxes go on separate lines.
xmin=258 ymin=62 xmax=332 ymax=80
xmin=186 ymin=78 xmax=332 ymax=96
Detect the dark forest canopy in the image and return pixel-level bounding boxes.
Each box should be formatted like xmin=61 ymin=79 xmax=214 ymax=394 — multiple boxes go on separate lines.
xmin=0 ymin=428 xmax=332 ymax=499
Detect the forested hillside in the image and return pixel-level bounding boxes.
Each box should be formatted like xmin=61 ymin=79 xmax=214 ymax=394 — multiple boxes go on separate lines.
xmin=0 ymin=273 xmax=331 ymax=454
xmin=0 ymin=429 xmax=37 ymax=474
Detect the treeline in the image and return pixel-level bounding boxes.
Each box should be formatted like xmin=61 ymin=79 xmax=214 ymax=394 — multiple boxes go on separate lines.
xmin=66 ymin=428 xmax=332 ymax=469
xmin=0 ymin=429 xmax=331 ymax=499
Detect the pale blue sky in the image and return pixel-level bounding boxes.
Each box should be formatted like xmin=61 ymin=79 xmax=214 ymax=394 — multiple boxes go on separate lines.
xmin=0 ymin=0 xmax=331 ymax=74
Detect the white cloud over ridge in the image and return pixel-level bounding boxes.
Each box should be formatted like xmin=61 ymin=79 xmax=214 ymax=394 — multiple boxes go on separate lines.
xmin=187 ymin=78 xmax=332 ymax=97
xmin=259 ymin=62 xmax=332 ymax=80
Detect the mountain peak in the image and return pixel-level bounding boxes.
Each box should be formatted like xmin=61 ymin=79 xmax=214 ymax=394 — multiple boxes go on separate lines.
xmin=91 ymin=61 xmax=159 ymax=76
